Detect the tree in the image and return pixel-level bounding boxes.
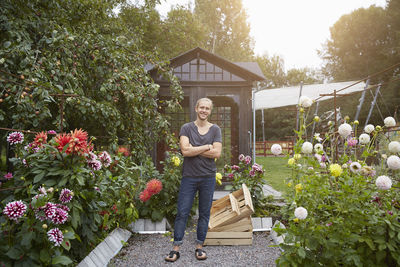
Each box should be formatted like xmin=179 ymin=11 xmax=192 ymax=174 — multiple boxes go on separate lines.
xmin=255 ymin=53 xmax=286 ymax=88
xmin=194 ymin=0 xmax=254 ymax=62
xmin=159 ymin=5 xmax=207 ymax=59
xmin=286 ymin=67 xmax=323 ymax=86
xmin=0 ymin=0 xmax=183 ymax=164
xmin=318 ymin=6 xmax=391 ymax=82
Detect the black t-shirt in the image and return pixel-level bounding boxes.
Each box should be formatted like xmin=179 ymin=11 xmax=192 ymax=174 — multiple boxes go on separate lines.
xmin=179 ymin=122 xmax=222 ymax=178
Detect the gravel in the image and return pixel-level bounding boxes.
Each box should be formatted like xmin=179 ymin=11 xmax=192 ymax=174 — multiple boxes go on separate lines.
xmin=109 ymin=220 xmax=281 ymax=267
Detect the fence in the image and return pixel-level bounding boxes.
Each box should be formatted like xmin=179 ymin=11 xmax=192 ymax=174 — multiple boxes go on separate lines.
xmin=255 ymin=140 xmax=293 ymax=157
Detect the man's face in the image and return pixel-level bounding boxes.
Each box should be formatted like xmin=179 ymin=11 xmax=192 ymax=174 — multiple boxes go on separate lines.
xmin=195 ymin=100 xmax=212 ymax=121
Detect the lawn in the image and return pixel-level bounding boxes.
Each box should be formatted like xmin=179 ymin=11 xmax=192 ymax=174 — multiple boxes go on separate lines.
xmin=256 ymin=156 xmax=291 ymax=193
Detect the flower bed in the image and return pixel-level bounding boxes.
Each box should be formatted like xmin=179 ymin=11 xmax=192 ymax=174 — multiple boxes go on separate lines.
xmin=0 ymin=129 xmax=160 ymax=265
xmin=273 ymin=96 xmax=400 ymax=266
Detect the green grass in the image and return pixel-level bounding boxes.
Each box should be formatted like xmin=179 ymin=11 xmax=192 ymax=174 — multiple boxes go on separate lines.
xmin=256 ymin=156 xmax=291 ymax=193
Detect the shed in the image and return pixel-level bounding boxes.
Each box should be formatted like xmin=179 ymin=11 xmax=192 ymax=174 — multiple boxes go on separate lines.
xmin=152 ymin=47 xmax=265 ymax=166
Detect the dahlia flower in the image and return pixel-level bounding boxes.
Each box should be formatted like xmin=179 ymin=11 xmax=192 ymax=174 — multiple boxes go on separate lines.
xmin=301 ymin=142 xmax=313 ymax=154
xmin=347 ymin=138 xmax=358 ymax=147
xmin=329 ymin=164 xmax=343 ymax=177
xmin=47 ymin=130 xmax=57 ymax=134
xmin=384 ymin=117 xmax=396 ymax=127
xmin=314 ymin=153 xmax=322 ymax=162
xmin=88 ymin=152 xmax=97 ymax=161
xmin=388 ymin=141 xmax=400 ymax=153
xmin=231 ymin=165 xmax=240 ymax=171
xmin=294 ymin=207 xmax=308 ymax=220
xmin=252 ymin=163 xmax=263 ymax=173
xmin=215 ymin=173 xmax=222 ymax=185
xmin=50 ymin=208 xmax=68 ymax=224
xmin=87 ymin=159 xmax=102 ymax=171
xmin=59 ymin=188 xmax=73 ymax=203
xmin=38 ymin=186 xmax=47 ymax=195
xmin=364 ymin=124 xmax=375 ymax=134
xmin=227 ymin=173 xmax=234 ymax=179
xmin=47 ymin=228 xmax=64 ymax=246
xmin=244 ymin=156 xmax=251 ymax=164
xmin=387 ymin=155 xmax=400 ymax=170
xmin=249 ymin=170 xmax=256 ymax=177
xmin=171 ymin=156 xmax=181 ymax=167
xmin=338 ymin=123 xmax=352 ymax=138
xmin=3 ymin=172 xmax=13 ymax=180
xmin=139 ymin=190 xmax=152 ymax=202
xmin=238 ymin=154 xmax=245 ymax=161
xmin=146 ymin=179 xmax=163 ymax=195
xmin=375 ymin=175 xmax=392 ymax=190
xmin=349 ymin=162 xmax=361 ymax=173
xmin=54 ymin=133 xmax=72 ymax=153
xmin=298 ymin=96 xmax=312 ymax=108
xmin=288 ymin=158 xmax=295 ymax=165
xmin=43 ymin=202 xmax=57 ymax=220
xmin=359 ymin=133 xmax=370 ymax=145
xmin=314 ymin=143 xmax=323 ymax=153
xmin=34 ymin=131 xmax=47 ymax=147
xmin=117 ymin=147 xmax=130 ymax=157
xmin=294 ymin=154 xmax=301 ymax=160
xmin=7 ymin=132 xmax=24 ymax=145
xmin=3 ymin=200 xmax=27 ymax=221
xmin=271 ymin=144 xmax=282 ymax=155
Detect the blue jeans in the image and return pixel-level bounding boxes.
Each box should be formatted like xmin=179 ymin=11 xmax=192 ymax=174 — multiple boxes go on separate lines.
xmin=173 ymin=176 xmax=216 ymax=246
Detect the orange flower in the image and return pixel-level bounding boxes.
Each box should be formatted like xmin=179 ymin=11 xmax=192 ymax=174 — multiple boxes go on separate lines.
xmin=117 ymin=147 xmax=130 ymax=157
xmin=146 ymin=179 xmax=163 ymax=195
xmin=34 ymin=131 xmax=47 ymax=146
xmin=54 ymin=133 xmax=73 ymax=154
xmin=69 ymin=129 xmax=89 ymax=155
xmin=139 ymin=189 xmax=152 ymax=202
xmin=70 ymin=129 xmax=88 ymax=143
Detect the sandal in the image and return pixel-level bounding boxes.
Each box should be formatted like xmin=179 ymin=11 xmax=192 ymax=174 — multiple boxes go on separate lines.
xmin=195 ymin=248 xmax=207 ymax=260
xmin=165 ymin=250 xmax=180 ymax=262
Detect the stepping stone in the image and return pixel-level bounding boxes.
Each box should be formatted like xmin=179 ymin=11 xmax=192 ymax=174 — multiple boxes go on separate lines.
xmin=252 ymin=217 xmax=272 ymax=231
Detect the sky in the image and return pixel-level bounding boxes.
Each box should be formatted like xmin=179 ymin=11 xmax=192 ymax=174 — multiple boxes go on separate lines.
xmin=156 ymin=0 xmax=387 ymax=70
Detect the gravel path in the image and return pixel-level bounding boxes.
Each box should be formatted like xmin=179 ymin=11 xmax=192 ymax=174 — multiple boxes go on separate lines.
xmin=109 ymin=221 xmax=281 ymax=267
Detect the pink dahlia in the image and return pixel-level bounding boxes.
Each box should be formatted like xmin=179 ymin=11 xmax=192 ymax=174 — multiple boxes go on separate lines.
xmin=252 ymin=163 xmax=263 ymax=173
xmin=249 ymin=169 xmax=256 ymax=177
xmin=3 ymin=200 xmax=27 ymax=221
xmin=44 ymin=202 xmax=57 ymax=219
xmin=244 ymin=156 xmax=252 ymax=165
xmin=50 ymin=208 xmax=68 ymax=224
xmin=47 ymin=228 xmax=64 ymax=246
xmin=59 ymin=188 xmax=73 ymax=203
xmin=347 ymin=138 xmax=358 ymax=147
xmin=231 ymin=165 xmax=240 ymax=171
xmin=88 ymin=159 xmax=102 ymax=171
xmin=98 ymin=151 xmax=112 ymax=167
xmin=56 ymin=204 xmax=70 ymax=212
xmin=238 ymin=154 xmax=245 ymax=161
xmin=4 ymin=172 xmax=13 ymax=180
xmin=7 ymin=132 xmax=24 ymax=145
xmin=47 ymin=130 xmax=57 ymax=135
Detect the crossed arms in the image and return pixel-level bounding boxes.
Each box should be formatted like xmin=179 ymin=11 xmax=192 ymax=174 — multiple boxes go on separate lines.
xmin=179 ymin=135 xmax=222 ymax=159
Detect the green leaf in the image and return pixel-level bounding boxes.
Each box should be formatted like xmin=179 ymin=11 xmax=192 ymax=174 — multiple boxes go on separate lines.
xmin=21 ymin=231 xmax=34 ymax=248
xmin=298 ymin=247 xmax=306 ymax=259
xmin=6 ymin=247 xmax=22 ymax=260
xmin=76 ymin=175 xmax=85 ymax=185
xmin=40 ymin=249 xmax=50 ymax=262
xmin=51 ymin=255 xmax=72 ymax=265
xmin=61 ymin=239 xmax=71 ymax=251
xmin=33 ymin=172 xmax=45 ymax=183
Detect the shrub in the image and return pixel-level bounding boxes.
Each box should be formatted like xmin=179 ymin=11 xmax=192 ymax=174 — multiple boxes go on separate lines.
xmin=0 ymin=129 xmax=142 ymax=265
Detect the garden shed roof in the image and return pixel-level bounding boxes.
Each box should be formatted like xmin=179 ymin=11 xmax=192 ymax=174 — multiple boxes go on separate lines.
xmin=255 ymin=81 xmax=367 ymax=110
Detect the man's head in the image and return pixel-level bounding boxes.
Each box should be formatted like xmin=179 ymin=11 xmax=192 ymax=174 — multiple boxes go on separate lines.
xmin=195 ymin=98 xmax=213 ymax=121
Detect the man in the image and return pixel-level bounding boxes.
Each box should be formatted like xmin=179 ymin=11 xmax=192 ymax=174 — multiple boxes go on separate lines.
xmin=165 ymin=98 xmax=222 ymax=262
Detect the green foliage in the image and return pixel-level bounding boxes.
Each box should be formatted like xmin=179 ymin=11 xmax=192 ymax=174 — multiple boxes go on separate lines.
xmin=136 ymin=152 xmax=192 ymax=224
xmin=194 ymin=0 xmax=254 ymax=61
xmin=0 ymin=0 xmax=183 ymax=164
xmin=319 ymin=5 xmax=396 ymax=81
xmin=275 ymin=103 xmax=400 ymax=266
xmin=223 ymin=154 xmax=269 ymax=215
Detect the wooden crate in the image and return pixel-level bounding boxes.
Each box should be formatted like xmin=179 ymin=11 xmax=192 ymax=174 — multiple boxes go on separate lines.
xmin=208 ymin=183 xmax=254 ymax=229
xmin=204 ymin=231 xmax=252 ymax=246
xmin=205 ymin=184 xmax=254 ymax=246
